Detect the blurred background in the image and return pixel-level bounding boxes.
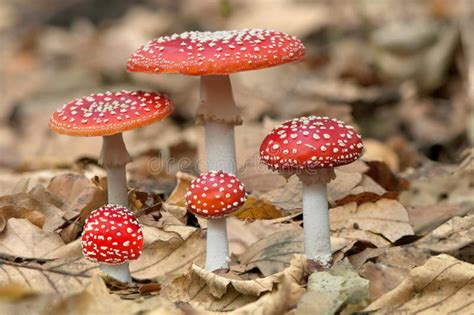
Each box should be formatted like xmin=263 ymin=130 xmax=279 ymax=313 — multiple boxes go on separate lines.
xmin=0 ymin=0 xmax=472 ymax=196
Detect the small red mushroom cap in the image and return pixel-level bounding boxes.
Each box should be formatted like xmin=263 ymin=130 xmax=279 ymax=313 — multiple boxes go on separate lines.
xmin=185 ymin=171 xmax=247 ymax=218
xmin=49 ymin=90 xmax=173 ymax=137
xmin=81 ymin=204 xmax=143 ymax=265
xmin=127 ymin=29 xmax=305 ymax=76
xmin=260 ymin=116 xmax=363 ymax=171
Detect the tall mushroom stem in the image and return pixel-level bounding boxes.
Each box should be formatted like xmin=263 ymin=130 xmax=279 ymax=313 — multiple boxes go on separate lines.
xmin=99 ymin=133 xmax=132 ymax=206
xmin=302 ymin=182 xmax=332 ymax=266
xmin=205 ymin=218 xmax=229 ymax=271
xmin=298 ymin=169 xmax=336 ymax=269
xmin=100 ymin=263 xmax=132 ymax=283
xmin=198 ymin=75 xmax=242 ymax=271
xmin=98 ymin=133 xmax=133 ymax=282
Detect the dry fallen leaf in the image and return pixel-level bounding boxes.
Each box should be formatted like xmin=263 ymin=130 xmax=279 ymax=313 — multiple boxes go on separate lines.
xmin=355 ymin=246 xmax=430 ymax=300
xmin=330 ymin=199 xmax=414 ymax=244
xmin=0 ymin=205 xmax=44 ymax=231
xmin=232 ymin=196 xmax=283 ymax=221
xmin=236 ymin=229 xmax=355 ymax=276
xmin=0 ymin=255 xmax=96 ymax=294
xmin=130 ymin=228 xmax=205 ymax=284
xmin=0 ymin=218 xmax=65 ymax=259
xmin=163 ymin=254 xmax=308 ymax=313
xmin=414 ymin=214 xmax=474 ymax=257
xmin=227 ymin=216 xmax=300 ymax=256
xmin=0 ymin=190 xmax=65 ymax=233
xmin=365 ymin=254 xmax=474 ymax=314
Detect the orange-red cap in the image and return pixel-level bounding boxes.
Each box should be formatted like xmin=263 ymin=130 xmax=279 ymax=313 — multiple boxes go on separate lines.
xmin=185 ymin=171 xmax=247 ymax=218
xmin=49 ymin=90 xmax=173 ymax=137
xmin=127 ymin=29 xmax=305 ymax=76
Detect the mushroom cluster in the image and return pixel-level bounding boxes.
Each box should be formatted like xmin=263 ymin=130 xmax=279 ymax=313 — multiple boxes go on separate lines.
xmin=48 ymin=27 xmax=364 ymax=282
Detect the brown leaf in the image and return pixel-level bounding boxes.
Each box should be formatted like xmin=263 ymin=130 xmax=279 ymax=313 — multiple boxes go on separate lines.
xmin=0 ymin=205 xmax=44 ymax=230
xmin=0 ymin=218 xmax=65 ymax=259
xmin=356 ymin=246 xmax=430 ymax=300
xmin=0 ymin=190 xmax=65 ymax=233
xmin=165 ymin=171 xmax=195 ymax=207
xmin=191 ymin=254 xmax=307 ymax=299
xmin=236 ymin=229 xmax=354 ymax=276
xmin=0 ymin=255 xmax=95 ymax=294
xmin=227 ymin=216 xmax=300 ymax=256
xmin=232 ymin=196 xmax=283 ymax=221
xmin=407 ymin=203 xmax=472 ymax=235
xmin=414 ymin=214 xmax=474 ymax=256
xmin=365 ymin=254 xmax=474 ymax=314
xmin=130 ymin=228 xmax=205 ymax=284
xmin=47 ymin=173 xmax=105 ymax=216
xmin=163 ymin=254 xmax=308 ymax=312
xmin=330 ymin=199 xmax=414 ymax=243
xmin=362 ymin=139 xmax=400 ymax=172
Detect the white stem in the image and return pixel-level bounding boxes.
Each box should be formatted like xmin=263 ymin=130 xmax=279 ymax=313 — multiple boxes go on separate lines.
xmin=100 ymin=262 xmax=132 ymax=283
xmin=100 ymin=133 xmax=131 ymax=207
xmin=205 ymin=122 xmax=237 ymax=174
xmin=106 ymin=166 xmax=128 ymax=206
xmin=302 ymin=182 xmax=332 ymax=267
xmin=205 ymin=218 xmax=229 ymax=271
xmin=199 ymin=75 xmax=241 ymax=272
xmin=98 ymin=133 xmax=132 ymax=281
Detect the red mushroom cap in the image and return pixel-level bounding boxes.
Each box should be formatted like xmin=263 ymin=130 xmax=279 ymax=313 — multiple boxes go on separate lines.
xmin=260 ymin=116 xmax=363 ymax=171
xmin=127 ymin=29 xmax=305 ymax=76
xmin=185 ymin=171 xmax=247 ymax=218
xmin=81 ymin=204 xmax=143 ymax=265
xmin=49 ymin=90 xmax=173 ymax=137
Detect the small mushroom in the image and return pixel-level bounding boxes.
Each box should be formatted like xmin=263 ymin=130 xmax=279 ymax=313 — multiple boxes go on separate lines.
xmin=49 ymin=90 xmax=173 ymax=206
xmin=259 ymin=116 xmax=363 ymax=268
xmin=185 ymin=170 xmax=247 ymax=271
xmin=81 ymin=204 xmax=143 ymax=282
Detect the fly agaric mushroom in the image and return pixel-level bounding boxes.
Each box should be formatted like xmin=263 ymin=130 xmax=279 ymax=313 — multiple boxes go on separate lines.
xmin=82 ymin=204 xmax=143 ymax=283
xmin=128 ymin=29 xmax=305 ymax=173
xmin=260 ymin=116 xmax=363 ymax=268
xmin=185 ymin=170 xmax=247 ymax=271
xmin=49 ymin=90 xmax=173 ymax=206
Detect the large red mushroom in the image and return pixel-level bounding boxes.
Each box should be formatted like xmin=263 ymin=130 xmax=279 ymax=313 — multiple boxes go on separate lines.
xmin=82 ymin=204 xmax=143 ymax=282
xmin=260 ymin=116 xmax=363 ymax=268
xmin=185 ymin=170 xmax=247 ymax=271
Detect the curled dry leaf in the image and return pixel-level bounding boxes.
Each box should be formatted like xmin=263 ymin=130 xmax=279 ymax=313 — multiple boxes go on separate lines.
xmin=330 ymin=199 xmax=414 ymax=244
xmin=365 ymin=254 xmax=474 ymax=314
xmin=163 ymin=254 xmax=307 ymax=312
xmin=0 ymin=205 xmax=44 ymax=231
xmin=0 ymin=189 xmax=65 ymax=233
xmin=191 ymin=254 xmax=307 ymax=299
